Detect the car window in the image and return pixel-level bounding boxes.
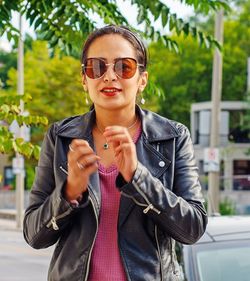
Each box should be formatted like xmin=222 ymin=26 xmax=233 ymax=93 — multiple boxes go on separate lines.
xmin=194 ymin=241 xmax=250 ymax=281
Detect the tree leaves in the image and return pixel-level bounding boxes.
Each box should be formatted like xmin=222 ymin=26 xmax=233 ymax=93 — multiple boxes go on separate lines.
xmin=161 ymin=6 xmax=170 ymax=27
xmin=127 ymin=0 xmax=227 ymax=52
xmin=0 ymin=0 xmax=19 ymax=38
xmin=0 ymin=0 xmax=229 ymax=56
xmin=183 ymin=0 xmax=230 ymax=13
xmin=0 ymin=91 xmax=48 ymax=160
xmin=0 ymin=126 xmax=41 ymax=160
xmin=0 ymin=0 xmax=230 ymax=166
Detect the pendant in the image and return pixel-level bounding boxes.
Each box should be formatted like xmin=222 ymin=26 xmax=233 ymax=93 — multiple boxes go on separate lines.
xmin=103 ymin=142 xmax=109 ymax=150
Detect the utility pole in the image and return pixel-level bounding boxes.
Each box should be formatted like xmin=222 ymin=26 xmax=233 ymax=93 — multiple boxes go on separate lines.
xmin=207 ymin=9 xmax=224 ymax=215
xmin=15 ymin=13 xmax=25 ymax=229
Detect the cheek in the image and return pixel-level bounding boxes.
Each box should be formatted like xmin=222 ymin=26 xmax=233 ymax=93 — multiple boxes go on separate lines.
xmin=124 ymin=83 xmax=140 ymax=99
xmin=126 ymin=78 xmax=140 ymax=92
xmin=86 ymin=80 xmax=98 ymax=91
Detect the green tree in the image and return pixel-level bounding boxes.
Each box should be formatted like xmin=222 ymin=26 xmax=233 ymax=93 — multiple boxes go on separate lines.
xmin=7 ymin=41 xmax=88 ymax=126
xmin=0 ymin=0 xmax=228 ymax=55
xmin=0 ymin=91 xmax=48 ymax=172
xmin=148 ymin=2 xmax=250 ymax=127
xmin=148 ymin=36 xmax=213 ymax=126
xmin=0 ymin=0 xmax=229 ymax=183
xmin=0 ymin=50 xmax=17 ymax=89
xmin=0 ymin=34 xmax=34 ymax=89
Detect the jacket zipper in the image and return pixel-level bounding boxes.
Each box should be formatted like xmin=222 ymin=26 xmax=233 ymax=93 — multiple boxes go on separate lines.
xmin=46 ymin=208 xmax=73 ymax=230
xmin=121 ymin=191 xmax=148 ymax=207
xmin=122 ymin=191 xmax=160 ymax=214
xmin=45 ymin=165 xmax=72 ymax=230
xmin=52 ymin=162 xmax=99 ymax=279
xmin=155 ymin=225 xmax=164 ymax=281
xmin=132 ymin=181 xmax=161 ymax=214
xmin=84 ymin=193 xmax=99 ymax=281
xmin=59 ymin=165 xmax=68 ymax=175
xmin=169 ymin=239 xmax=179 ymax=281
xmin=60 ymin=162 xmax=100 ymax=274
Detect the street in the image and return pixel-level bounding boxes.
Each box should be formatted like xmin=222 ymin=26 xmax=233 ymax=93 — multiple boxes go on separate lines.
xmin=0 ymin=229 xmax=53 ymax=281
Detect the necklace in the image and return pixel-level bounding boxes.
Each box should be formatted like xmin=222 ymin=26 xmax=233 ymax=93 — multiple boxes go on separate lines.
xmin=96 ymin=117 xmax=138 ymax=150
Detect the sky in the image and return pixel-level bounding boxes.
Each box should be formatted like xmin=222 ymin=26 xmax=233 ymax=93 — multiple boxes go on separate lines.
xmin=0 ymin=0 xmax=193 ymax=52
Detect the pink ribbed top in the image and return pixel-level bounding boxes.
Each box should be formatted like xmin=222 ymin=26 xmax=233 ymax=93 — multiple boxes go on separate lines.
xmin=88 ymin=124 xmax=141 ymax=281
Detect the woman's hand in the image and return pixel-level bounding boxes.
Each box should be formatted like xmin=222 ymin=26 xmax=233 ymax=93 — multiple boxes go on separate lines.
xmin=65 ymin=139 xmax=100 ymax=202
xmin=103 ymin=126 xmax=138 ymax=182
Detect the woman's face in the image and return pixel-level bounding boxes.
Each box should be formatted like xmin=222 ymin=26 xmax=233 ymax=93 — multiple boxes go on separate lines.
xmin=82 ymin=34 xmax=148 ymax=112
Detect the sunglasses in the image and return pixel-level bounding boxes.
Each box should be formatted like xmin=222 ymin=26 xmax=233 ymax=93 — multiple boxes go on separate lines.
xmin=82 ymin=57 xmax=144 ymax=79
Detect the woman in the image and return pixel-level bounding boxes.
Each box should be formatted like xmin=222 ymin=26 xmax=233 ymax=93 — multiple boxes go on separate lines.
xmin=23 ymin=25 xmax=207 ymax=281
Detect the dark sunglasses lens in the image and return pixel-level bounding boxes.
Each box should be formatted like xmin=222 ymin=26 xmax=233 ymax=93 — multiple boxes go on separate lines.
xmin=85 ymin=59 xmax=106 ymax=79
xmin=115 ymin=58 xmax=137 ymax=79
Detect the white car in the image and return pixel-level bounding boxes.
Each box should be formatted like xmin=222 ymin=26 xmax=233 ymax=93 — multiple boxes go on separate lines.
xmin=178 ymin=216 xmax=250 ymax=281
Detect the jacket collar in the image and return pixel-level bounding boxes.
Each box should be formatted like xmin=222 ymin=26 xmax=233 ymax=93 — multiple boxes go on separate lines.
xmin=138 ymin=106 xmax=180 ymax=141
xmin=56 ymin=106 xmax=179 ymax=221
xmin=56 ymin=105 xmax=179 ymax=142
xmin=56 ymin=109 xmax=95 ymax=141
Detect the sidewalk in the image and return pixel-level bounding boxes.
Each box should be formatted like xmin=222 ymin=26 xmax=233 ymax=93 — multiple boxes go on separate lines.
xmin=0 ymin=209 xmax=22 ymax=231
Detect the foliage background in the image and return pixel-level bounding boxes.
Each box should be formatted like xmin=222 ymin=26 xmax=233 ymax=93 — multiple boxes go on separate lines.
xmin=1 ymin=0 xmax=250 ymax=189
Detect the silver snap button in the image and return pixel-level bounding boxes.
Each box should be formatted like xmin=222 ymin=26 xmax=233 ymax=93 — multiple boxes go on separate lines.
xmin=159 ymin=161 xmax=165 ymax=167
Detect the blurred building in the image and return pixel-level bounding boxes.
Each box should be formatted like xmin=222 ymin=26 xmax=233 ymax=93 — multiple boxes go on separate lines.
xmin=191 ymin=101 xmax=250 ymax=214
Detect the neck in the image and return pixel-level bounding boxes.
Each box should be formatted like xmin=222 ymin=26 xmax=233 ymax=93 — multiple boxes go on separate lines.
xmin=94 ymin=105 xmax=137 ymax=129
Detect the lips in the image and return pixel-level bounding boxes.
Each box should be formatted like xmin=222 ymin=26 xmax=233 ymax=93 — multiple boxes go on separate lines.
xmin=100 ymin=87 xmax=122 ymax=96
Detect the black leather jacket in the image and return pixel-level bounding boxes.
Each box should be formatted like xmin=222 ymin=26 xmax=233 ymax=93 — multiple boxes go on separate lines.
xmin=23 ymin=106 xmax=207 ymax=281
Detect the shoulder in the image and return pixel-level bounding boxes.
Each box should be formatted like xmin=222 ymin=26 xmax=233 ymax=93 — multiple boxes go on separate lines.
xmin=140 ymin=107 xmax=190 ymax=140
xmin=47 ymin=110 xmax=94 ymax=139
xmin=54 ymin=115 xmax=84 ymax=131
xmin=45 ymin=115 xmax=81 ymax=135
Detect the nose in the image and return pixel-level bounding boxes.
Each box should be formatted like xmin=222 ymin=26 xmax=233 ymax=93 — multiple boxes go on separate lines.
xmin=103 ymin=63 xmax=117 ymax=82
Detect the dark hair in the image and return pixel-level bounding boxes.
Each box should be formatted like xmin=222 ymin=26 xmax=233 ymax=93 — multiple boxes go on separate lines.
xmin=81 ymin=25 xmax=148 ymax=74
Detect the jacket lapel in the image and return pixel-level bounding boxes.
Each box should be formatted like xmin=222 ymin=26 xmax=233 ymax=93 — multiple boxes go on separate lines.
xmin=119 ymin=107 xmax=180 ymax=227
xmin=87 ymin=135 xmax=101 ymax=214
xmin=56 ymin=111 xmax=101 ymax=215
xmin=56 ymin=106 xmax=180 ymax=226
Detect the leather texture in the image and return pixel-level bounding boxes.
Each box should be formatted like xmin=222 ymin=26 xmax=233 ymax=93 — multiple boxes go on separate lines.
xmin=23 ymin=106 xmax=207 ymax=281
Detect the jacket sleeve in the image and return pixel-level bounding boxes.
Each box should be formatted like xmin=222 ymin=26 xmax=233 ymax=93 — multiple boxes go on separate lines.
xmin=116 ymin=124 xmax=207 ymax=245
xmin=23 ymin=124 xmax=89 ymax=249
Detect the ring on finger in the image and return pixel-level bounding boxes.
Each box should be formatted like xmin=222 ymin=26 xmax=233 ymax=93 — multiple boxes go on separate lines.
xmin=76 ymin=161 xmax=84 ymax=170
xmin=69 ymin=144 xmax=75 ymax=152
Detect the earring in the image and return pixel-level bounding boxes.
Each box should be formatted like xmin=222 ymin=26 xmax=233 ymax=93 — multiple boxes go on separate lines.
xmin=83 ymin=84 xmax=89 ymax=105
xmin=141 ymin=96 xmax=145 ymax=105
xmin=139 ymin=89 xmax=145 ymax=105
xmin=84 ymin=92 xmax=89 ymax=105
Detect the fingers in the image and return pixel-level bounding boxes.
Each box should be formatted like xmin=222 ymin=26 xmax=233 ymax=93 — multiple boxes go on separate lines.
xmin=68 ymin=139 xmax=96 ymax=161
xmin=106 ymin=133 xmax=133 ymax=144
xmin=73 ymin=160 xmax=99 ymax=174
xmin=67 ymin=139 xmax=100 ymax=175
xmin=103 ymin=126 xmax=133 ymax=144
xmin=107 ymin=128 xmax=137 ymax=182
xmin=68 ymin=139 xmax=94 ymax=157
xmin=114 ymin=143 xmax=133 ymax=157
xmin=104 ymin=126 xmax=130 ymax=136
xmin=76 ymin=154 xmax=101 ymax=169
xmin=65 ymin=139 xmax=101 ymax=202
xmin=82 ymin=161 xmax=99 ymax=175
